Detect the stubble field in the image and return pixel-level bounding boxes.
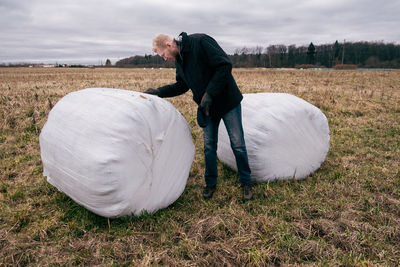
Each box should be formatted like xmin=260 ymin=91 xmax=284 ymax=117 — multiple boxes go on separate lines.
xmin=0 ymin=67 xmax=399 ymax=266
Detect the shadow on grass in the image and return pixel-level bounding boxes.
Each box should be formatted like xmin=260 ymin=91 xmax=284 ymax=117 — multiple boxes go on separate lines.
xmin=50 ymin=181 xmax=206 ymax=232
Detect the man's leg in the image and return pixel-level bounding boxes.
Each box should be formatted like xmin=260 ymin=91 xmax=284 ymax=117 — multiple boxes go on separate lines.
xmin=222 ymin=104 xmax=253 ymax=200
xmin=203 ymin=118 xmax=220 ymax=198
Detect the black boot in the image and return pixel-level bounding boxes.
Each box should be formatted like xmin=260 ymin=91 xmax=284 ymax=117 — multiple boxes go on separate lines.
xmin=242 ymin=185 xmax=254 ymax=201
xmin=203 ymin=186 xmax=216 ymax=200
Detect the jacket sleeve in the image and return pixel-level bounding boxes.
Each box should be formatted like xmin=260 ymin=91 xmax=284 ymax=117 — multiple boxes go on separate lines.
xmin=200 ymin=36 xmax=232 ymax=98
xmin=157 ymin=72 xmax=189 ymax=98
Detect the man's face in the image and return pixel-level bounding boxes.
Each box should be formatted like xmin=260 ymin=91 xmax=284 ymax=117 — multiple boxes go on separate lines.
xmin=157 ymin=42 xmax=178 ymax=61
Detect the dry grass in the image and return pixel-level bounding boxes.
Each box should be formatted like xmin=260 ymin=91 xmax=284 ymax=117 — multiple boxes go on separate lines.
xmin=0 ymin=67 xmax=399 ymax=266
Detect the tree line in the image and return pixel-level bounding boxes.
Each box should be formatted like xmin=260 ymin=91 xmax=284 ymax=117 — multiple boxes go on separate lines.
xmin=115 ymin=40 xmax=400 ymax=68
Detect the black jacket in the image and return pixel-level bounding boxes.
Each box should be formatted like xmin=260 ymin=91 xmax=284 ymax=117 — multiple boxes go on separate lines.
xmin=157 ymin=32 xmax=243 ymax=120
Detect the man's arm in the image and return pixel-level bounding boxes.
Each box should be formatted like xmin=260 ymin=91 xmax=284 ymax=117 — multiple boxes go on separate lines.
xmin=200 ymin=35 xmax=232 ymax=98
xmin=157 ymin=73 xmax=189 ymax=97
xmin=145 ymin=73 xmax=189 ymax=98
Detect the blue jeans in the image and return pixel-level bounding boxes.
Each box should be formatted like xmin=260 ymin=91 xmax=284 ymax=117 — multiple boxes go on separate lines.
xmin=203 ymin=104 xmax=251 ymax=187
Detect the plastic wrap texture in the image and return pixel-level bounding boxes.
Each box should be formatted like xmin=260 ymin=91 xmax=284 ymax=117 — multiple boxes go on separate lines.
xmin=39 ymin=88 xmax=195 ymax=217
xmin=217 ymin=93 xmax=330 ymax=181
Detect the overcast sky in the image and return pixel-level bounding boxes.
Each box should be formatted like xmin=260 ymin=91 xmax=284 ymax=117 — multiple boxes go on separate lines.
xmin=1 ymin=0 xmax=399 ymax=65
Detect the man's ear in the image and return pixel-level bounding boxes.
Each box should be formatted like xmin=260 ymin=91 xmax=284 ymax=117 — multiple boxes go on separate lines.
xmin=166 ymin=41 xmax=173 ymax=48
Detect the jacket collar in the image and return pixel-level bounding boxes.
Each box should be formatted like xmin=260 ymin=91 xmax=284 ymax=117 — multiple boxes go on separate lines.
xmin=178 ymin=32 xmax=191 ymax=53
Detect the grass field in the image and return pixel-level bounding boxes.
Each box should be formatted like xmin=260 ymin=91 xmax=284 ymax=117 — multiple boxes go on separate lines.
xmin=0 ymin=67 xmax=399 ymax=266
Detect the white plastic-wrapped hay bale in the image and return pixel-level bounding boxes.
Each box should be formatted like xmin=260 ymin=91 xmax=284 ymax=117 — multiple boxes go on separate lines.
xmin=39 ymin=88 xmax=195 ymax=217
xmin=217 ymin=93 xmax=330 ymax=181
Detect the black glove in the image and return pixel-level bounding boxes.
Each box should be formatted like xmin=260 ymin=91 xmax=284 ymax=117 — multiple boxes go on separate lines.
xmin=200 ymin=92 xmax=212 ymax=116
xmin=144 ymin=88 xmax=160 ymax=96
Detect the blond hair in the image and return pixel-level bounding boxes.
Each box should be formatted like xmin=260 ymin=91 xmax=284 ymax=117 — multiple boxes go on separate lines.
xmin=152 ymin=34 xmax=174 ymax=52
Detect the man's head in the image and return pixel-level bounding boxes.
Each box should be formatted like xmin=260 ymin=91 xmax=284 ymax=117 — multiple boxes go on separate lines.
xmin=152 ymin=34 xmax=179 ymax=61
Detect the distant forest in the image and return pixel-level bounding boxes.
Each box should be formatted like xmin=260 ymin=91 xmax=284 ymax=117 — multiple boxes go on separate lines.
xmin=115 ymin=41 xmax=400 ymax=69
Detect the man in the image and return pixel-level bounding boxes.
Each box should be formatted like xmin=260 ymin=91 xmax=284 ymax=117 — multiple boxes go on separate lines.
xmin=145 ymin=32 xmax=253 ymax=201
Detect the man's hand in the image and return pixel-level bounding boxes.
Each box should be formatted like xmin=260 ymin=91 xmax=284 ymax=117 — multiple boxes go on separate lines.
xmin=144 ymin=88 xmax=160 ymax=96
xmin=200 ymin=92 xmax=212 ymax=116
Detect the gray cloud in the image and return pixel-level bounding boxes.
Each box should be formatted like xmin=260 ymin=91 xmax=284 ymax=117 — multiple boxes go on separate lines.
xmin=1 ymin=0 xmax=399 ymax=64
